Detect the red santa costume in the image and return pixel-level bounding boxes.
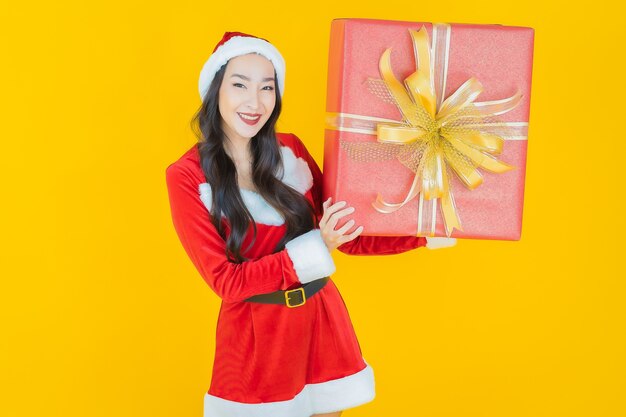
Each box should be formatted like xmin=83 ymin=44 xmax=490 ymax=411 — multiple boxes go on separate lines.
xmin=164 ymin=31 xmax=438 ymax=417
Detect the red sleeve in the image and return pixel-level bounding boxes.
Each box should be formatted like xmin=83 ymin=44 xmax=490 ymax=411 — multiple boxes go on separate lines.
xmin=165 ymin=160 xmax=336 ymax=303
xmin=290 ymin=133 xmax=427 ymax=256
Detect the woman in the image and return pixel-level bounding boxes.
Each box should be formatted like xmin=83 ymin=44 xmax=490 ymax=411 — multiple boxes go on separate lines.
xmin=165 ymin=31 xmax=455 ymax=417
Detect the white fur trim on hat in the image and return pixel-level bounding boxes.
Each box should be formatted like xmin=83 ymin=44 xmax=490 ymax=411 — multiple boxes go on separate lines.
xmin=199 ymin=36 xmax=286 ymax=100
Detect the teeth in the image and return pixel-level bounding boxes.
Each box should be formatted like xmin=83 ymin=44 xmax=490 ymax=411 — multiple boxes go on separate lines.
xmin=239 ymin=113 xmax=260 ymax=120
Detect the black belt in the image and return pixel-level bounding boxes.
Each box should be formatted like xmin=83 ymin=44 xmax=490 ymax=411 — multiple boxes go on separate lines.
xmin=244 ymin=277 xmax=330 ymax=308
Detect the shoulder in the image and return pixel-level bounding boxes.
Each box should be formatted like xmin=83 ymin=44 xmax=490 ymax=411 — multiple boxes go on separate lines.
xmin=164 ymin=133 xmax=313 ymax=187
xmin=166 ymin=134 xmax=301 ymax=166
xmin=165 ymin=143 xmax=204 ymax=185
xmin=276 ymin=132 xmax=310 ymax=158
xmin=165 ymin=143 xmax=200 ymax=172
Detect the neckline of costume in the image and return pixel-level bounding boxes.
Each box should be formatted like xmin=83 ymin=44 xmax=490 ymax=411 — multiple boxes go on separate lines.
xmin=239 ymin=187 xmax=260 ymax=195
xmin=197 ymin=144 xmax=314 ymax=226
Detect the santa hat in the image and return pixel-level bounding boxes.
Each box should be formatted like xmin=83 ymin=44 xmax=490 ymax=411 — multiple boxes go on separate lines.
xmin=198 ymin=31 xmax=286 ymax=101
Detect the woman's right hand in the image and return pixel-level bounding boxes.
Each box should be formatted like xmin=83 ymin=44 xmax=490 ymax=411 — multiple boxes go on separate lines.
xmin=319 ymin=197 xmax=364 ymax=252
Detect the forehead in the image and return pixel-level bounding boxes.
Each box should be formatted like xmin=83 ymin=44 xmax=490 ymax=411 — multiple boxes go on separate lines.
xmin=225 ymin=53 xmax=275 ymax=79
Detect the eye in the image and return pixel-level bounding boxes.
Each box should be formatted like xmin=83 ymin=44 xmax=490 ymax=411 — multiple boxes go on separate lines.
xmin=262 ymin=86 xmax=274 ymax=90
xmin=233 ymin=83 xmax=245 ymax=88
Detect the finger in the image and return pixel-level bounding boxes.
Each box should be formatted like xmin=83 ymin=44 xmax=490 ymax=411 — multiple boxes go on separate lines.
xmin=337 ymin=225 xmax=364 ymax=244
xmin=322 ymin=197 xmax=332 ymax=212
xmin=320 ymin=198 xmax=332 ymax=228
xmin=321 ymin=201 xmax=347 ymax=230
xmin=426 ymin=237 xmax=457 ymax=249
xmin=324 ymin=200 xmax=348 ymax=217
xmin=327 ymin=206 xmax=355 ymax=230
xmin=335 ymin=219 xmax=355 ymax=236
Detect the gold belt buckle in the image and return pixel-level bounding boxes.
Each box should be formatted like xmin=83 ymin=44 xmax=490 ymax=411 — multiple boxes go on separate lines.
xmin=285 ymin=287 xmax=306 ymax=308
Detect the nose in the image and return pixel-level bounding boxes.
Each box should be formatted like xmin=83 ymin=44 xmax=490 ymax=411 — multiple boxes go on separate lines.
xmin=246 ymin=89 xmax=260 ymax=110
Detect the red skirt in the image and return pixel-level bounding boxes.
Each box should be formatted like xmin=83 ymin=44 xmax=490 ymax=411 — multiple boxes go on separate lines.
xmin=203 ymin=279 xmax=375 ymax=416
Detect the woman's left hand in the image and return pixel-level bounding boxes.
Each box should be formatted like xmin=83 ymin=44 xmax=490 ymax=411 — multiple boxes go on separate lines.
xmin=425 ymin=237 xmax=457 ymax=249
xmin=319 ymin=197 xmax=364 ymax=252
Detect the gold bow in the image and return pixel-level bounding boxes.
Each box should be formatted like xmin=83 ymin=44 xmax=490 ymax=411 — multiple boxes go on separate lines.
xmin=326 ymin=23 xmax=528 ymax=237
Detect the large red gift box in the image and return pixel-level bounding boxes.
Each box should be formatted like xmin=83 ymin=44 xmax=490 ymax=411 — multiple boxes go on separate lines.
xmin=322 ymin=18 xmax=534 ymax=239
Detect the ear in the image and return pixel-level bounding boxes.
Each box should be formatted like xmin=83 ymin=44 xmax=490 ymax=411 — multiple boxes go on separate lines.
xmin=426 ymin=237 xmax=457 ymax=249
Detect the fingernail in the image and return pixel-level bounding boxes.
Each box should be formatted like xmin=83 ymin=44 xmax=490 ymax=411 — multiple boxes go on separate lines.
xmin=339 ymin=201 xmax=347 ymax=206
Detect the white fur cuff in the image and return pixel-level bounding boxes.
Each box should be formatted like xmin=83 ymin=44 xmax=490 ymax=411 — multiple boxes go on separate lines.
xmin=285 ymin=229 xmax=336 ymax=284
xmin=426 ymin=237 xmax=457 ymax=249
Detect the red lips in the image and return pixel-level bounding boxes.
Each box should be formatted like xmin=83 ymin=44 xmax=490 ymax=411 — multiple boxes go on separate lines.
xmin=238 ymin=112 xmax=262 ymax=126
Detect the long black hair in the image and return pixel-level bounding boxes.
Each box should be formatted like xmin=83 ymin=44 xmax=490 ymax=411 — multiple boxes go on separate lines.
xmin=190 ymin=62 xmax=316 ymax=263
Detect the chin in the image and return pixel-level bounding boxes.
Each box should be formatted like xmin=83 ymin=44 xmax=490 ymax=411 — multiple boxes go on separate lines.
xmin=237 ymin=122 xmax=266 ymax=137
xmin=236 ymin=127 xmax=260 ymax=139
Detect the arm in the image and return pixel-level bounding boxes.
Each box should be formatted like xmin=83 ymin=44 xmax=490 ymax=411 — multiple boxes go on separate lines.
xmin=290 ymin=134 xmax=429 ymax=256
xmin=165 ymin=162 xmax=335 ymax=303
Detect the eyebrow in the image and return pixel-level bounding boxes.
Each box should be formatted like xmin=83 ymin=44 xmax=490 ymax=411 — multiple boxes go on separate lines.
xmin=231 ymin=73 xmax=275 ymax=82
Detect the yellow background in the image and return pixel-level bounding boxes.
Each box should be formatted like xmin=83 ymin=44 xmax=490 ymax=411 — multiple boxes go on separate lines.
xmin=1 ymin=1 xmax=624 ymax=416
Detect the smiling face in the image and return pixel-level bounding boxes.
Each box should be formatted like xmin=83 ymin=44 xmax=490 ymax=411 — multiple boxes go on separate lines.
xmin=218 ymin=53 xmax=277 ymax=143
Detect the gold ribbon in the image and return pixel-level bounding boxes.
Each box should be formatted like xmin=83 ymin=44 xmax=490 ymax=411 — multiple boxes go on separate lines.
xmin=325 ymin=23 xmax=529 ymax=237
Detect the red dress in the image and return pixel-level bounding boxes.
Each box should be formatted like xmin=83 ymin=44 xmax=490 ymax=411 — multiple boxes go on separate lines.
xmin=165 ymin=132 xmax=427 ymax=416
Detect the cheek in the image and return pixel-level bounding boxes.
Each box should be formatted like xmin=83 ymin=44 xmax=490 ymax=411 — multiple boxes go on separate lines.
xmin=263 ymin=95 xmax=276 ymax=113
xmin=217 ymin=98 xmax=228 ymax=121
xmin=218 ymin=87 xmax=237 ymax=110
xmin=218 ymin=100 xmax=236 ymax=128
